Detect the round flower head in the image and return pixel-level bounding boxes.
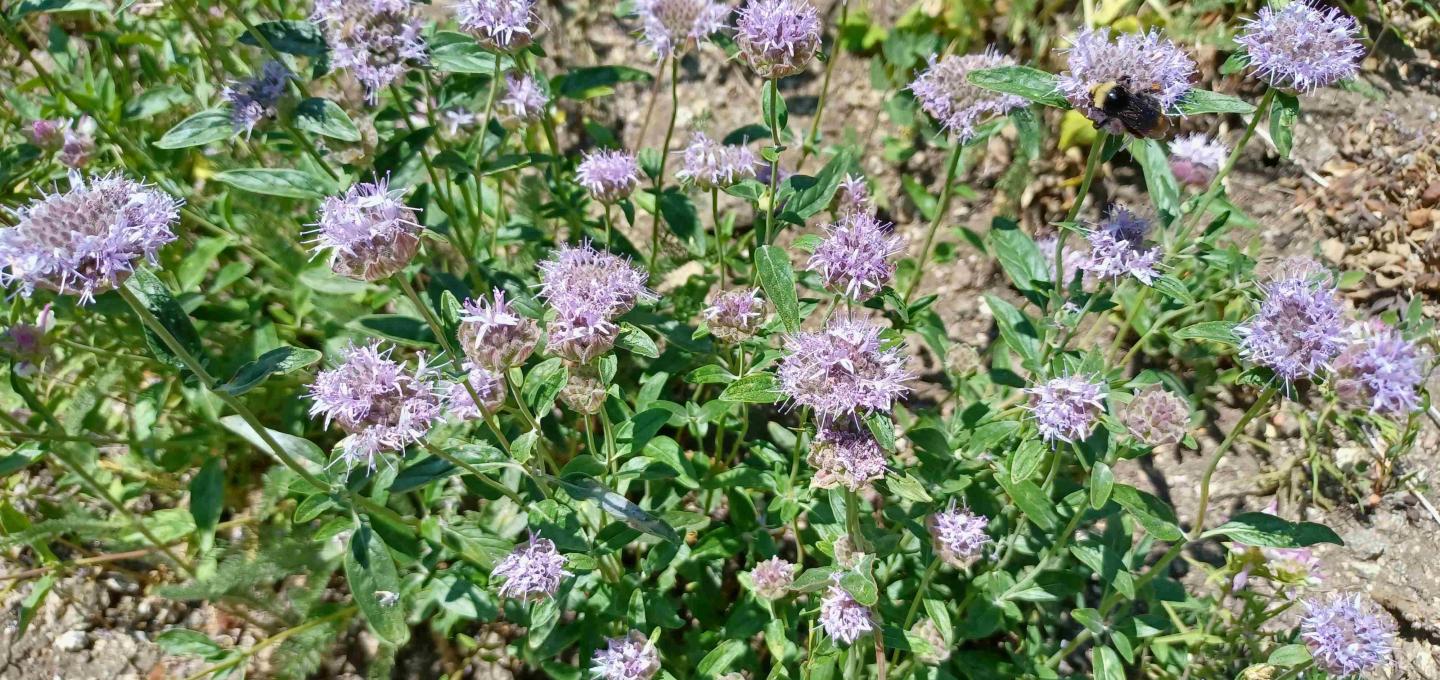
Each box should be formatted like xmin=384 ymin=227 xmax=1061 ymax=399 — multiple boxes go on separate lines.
xmin=459 ymin=288 xmax=540 ymax=369
xmin=28 ymin=119 xmax=65 ymax=150
xmin=445 ymin=364 xmax=506 ymax=420
xmin=735 ymin=0 xmax=821 ymax=79
xmin=676 ymin=132 xmax=758 ymax=191
xmin=308 ymin=180 xmax=421 ymax=281
xmin=1025 ymin=374 xmax=1106 ymax=443
xmin=633 ymin=0 xmax=729 ymax=60
xmin=1300 ymin=593 xmax=1396 ymax=677
xmin=808 ymin=212 xmax=903 ymax=302
xmin=703 ymin=288 xmax=766 ymax=343
xmin=927 ymin=501 xmax=992 ymax=568
xmin=311 ymin=0 xmax=427 ymax=100
xmin=224 ymin=60 xmax=291 ymax=136
xmin=911 ymin=619 xmax=951 ymax=665
xmin=807 ymin=426 xmax=887 ymax=491
xmin=306 ymin=341 xmax=444 ymax=469
xmin=538 ymin=240 xmax=655 ymax=321
xmin=747 ymin=556 xmax=795 ymax=599
xmin=1121 ymin=385 xmax=1190 ymax=446
xmin=819 ymin=579 xmax=875 ymax=646
xmin=1236 ymin=258 xmax=1346 ymax=383
xmin=454 ymin=0 xmax=537 ymax=52
xmin=1 ymin=304 xmax=54 ymax=378
xmin=909 ymin=49 xmax=1028 ymax=141
xmin=559 ymin=364 xmax=607 ymax=415
xmin=546 ymin=310 xmax=620 ymax=364
xmin=491 ymin=532 xmax=570 ymax=600
xmin=1081 ymin=205 xmax=1160 ymax=285
xmin=57 ymin=117 xmax=95 ymax=170
xmin=833 ymin=173 xmax=871 ymax=218
xmin=1 ymin=172 xmax=180 ymax=303
xmin=498 ymin=74 xmax=547 ymax=129
xmin=1169 ymin=134 xmax=1228 ymax=188
xmin=1038 ymin=235 xmax=1092 ymax=291
xmin=576 ymin=149 xmax=643 ymax=203
xmin=777 ymin=317 xmax=911 ymax=422
xmin=1235 ymin=1 xmax=1363 ymax=93
xmin=1058 ymin=28 xmax=1195 ymax=134
xmin=1333 ymin=319 xmax=1427 ymax=416
xmin=592 ymin=631 xmax=661 ymax=680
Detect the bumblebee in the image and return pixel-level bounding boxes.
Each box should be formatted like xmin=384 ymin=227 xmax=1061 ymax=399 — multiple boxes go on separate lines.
xmin=1089 ymin=79 xmax=1170 ymax=139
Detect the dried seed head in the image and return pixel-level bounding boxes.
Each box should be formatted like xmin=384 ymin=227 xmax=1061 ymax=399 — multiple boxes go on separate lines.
xmin=1235 ymin=1 xmax=1363 ymax=93
xmin=911 ymin=619 xmax=951 ymax=665
xmin=735 ymin=0 xmax=821 ymax=79
xmin=1121 ymin=385 xmax=1190 ymax=446
xmin=308 ymin=179 xmax=422 ymax=281
xmin=559 ymin=364 xmax=607 ymax=415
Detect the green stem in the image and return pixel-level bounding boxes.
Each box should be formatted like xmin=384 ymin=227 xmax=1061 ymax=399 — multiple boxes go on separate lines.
xmin=183 ymin=606 xmax=357 ymax=680
xmin=713 ymin=188 xmax=726 ymax=289
xmin=388 ymin=84 xmax=466 ymax=238
xmin=422 ymin=441 xmax=524 ymax=504
xmin=889 ymin=556 xmax=941 ymax=668
xmin=903 ymin=142 xmax=964 ymax=303
xmin=1052 ymin=132 xmax=1109 ymax=305
xmin=476 ymin=53 xmax=503 ymax=253
xmin=1191 ymin=384 xmax=1278 ymax=539
xmin=650 ymin=57 xmax=680 ymax=276
xmin=1172 ymin=88 xmax=1275 ymax=249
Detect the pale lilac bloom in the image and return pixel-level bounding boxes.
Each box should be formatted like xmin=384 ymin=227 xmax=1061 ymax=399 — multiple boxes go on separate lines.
xmin=224 ymin=60 xmax=291 ymax=136
xmin=633 ymin=0 xmax=729 ymax=60
xmin=1300 ymin=593 xmax=1396 ymax=677
xmin=575 ymin=149 xmax=643 ymax=203
xmin=819 ymin=579 xmax=875 ymax=645
xmin=703 ymin=288 xmax=765 ymax=342
xmin=808 ymin=426 xmax=887 ymax=491
xmin=1169 ymin=134 xmax=1227 ymax=188
xmin=808 ymin=212 xmax=903 ymax=301
xmin=777 ymin=317 xmax=911 ymax=422
xmin=1121 ymin=385 xmax=1190 ymax=446
xmin=1081 ymin=205 xmax=1160 ymax=285
xmin=56 ymin=117 xmax=95 ymax=169
xmin=440 ymin=108 xmax=478 ymax=137
xmin=0 ymin=304 xmax=54 ymax=377
xmin=1236 ymin=258 xmax=1346 ymax=383
xmin=928 ymin=501 xmax=991 ymax=568
xmin=1333 ymin=319 xmax=1427 ymax=416
xmin=591 ymin=631 xmax=661 ymax=680
xmin=1 ymin=172 xmax=180 ymax=302
xmin=1025 ymin=375 xmax=1106 ymax=443
xmin=445 ymin=363 xmax=506 ymax=420
xmin=311 ymin=0 xmax=427 ymax=100
xmin=1058 ymin=28 xmax=1195 ymax=134
xmin=306 ymin=341 xmax=445 ymax=469
xmin=1236 ymin=1 xmax=1363 ymax=93
xmin=491 ymin=532 xmax=570 ymax=599
xmin=1038 ymin=235 xmax=1091 ymax=290
xmin=498 ymin=75 xmax=547 ymax=129
xmin=546 ymin=310 xmax=621 ymax=364
xmin=734 ymin=0 xmax=821 ymax=79
xmin=454 ymin=0 xmax=537 ymax=52
xmin=459 ymin=288 xmax=540 ymax=369
xmin=747 ymin=556 xmax=795 ymax=599
xmin=27 ymin=119 xmax=66 ymax=149
xmin=538 ymin=240 xmax=655 ymax=321
xmin=308 ymin=179 xmax=421 ymax=281
xmin=676 ymin=132 xmax=757 ymax=190
xmin=1228 ymin=501 xmax=1322 ymax=593
xmin=909 ymin=49 xmax=1028 ymax=140
xmin=834 ymin=173 xmax=870 ymax=217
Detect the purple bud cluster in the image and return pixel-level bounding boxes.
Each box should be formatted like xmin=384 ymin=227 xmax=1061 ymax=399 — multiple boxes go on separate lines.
xmin=819 ymin=579 xmax=875 ymax=645
xmin=1333 ymin=319 xmax=1427 ymax=416
xmin=1300 ymin=593 xmax=1396 ymax=677
xmin=538 ymin=241 xmax=654 ymax=364
xmin=676 ymin=132 xmax=758 ymax=190
xmin=1236 ymin=259 xmax=1346 ymax=383
xmin=633 ymin=0 xmax=729 ymax=60
xmin=1169 ymin=134 xmax=1228 ymax=188
xmin=703 ymin=288 xmax=765 ymax=343
xmin=1081 ymin=205 xmax=1160 ymax=285
xmin=576 ymin=149 xmax=643 ymax=203
xmin=748 ymin=556 xmax=795 ymax=599
xmin=1236 ymin=1 xmax=1363 ymax=93
xmin=454 ymin=0 xmax=537 ymax=52
xmin=777 ymin=318 xmax=911 ymax=422
xmin=1121 ymin=385 xmax=1190 ymax=446
xmin=807 ymin=426 xmax=887 ymax=491
xmin=592 ymin=631 xmax=661 ymax=680
xmin=308 ymin=180 xmax=422 ymax=281
xmin=224 ymin=61 xmax=290 ymax=136
xmin=306 ymin=341 xmax=444 ymax=469
xmin=1059 ymin=28 xmax=1195 ymax=134
xmin=807 ymin=212 xmax=903 ymax=302
xmin=311 ymin=0 xmax=427 ymax=99
xmin=909 ymin=49 xmax=1028 ymax=141
xmin=735 ymin=0 xmax=821 ymax=79
xmin=928 ymin=501 xmax=992 ymax=568
xmin=1025 ymin=375 xmax=1106 ymax=443
xmin=492 ymin=532 xmax=570 ymax=600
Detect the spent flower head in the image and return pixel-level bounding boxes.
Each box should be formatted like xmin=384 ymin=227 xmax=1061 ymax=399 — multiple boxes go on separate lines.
xmin=459 ymin=288 xmax=540 ymax=369
xmin=1236 ymin=1 xmax=1363 ymax=93
xmin=1236 ymin=258 xmax=1346 ymax=383
xmin=734 ymin=0 xmax=821 ymax=79
xmin=633 ymin=0 xmax=729 ymax=60
xmin=1121 ymin=385 xmax=1190 ymax=446
xmin=819 ymin=580 xmax=875 ymax=645
xmin=1300 ymin=593 xmax=1396 ymax=677
xmin=928 ymin=501 xmax=992 ymax=568
xmin=1333 ymin=319 xmax=1427 ymax=417
xmin=1169 ymin=134 xmax=1228 ymax=188
xmin=1025 ymin=375 xmax=1106 ymax=443
xmin=808 ymin=426 xmax=888 ymax=491
xmin=1058 ymin=28 xmax=1195 ymax=134
xmin=777 ymin=317 xmax=911 ymax=422
xmin=909 ymin=49 xmax=1028 ymax=140
xmin=306 ymin=341 xmax=444 ymax=469
xmin=1 ymin=172 xmax=180 ymax=302
xmin=224 ymin=60 xmax=291 ymax=136
xmin=308 ymin=179 xmax=421 ymax=281
xmin=311 ymin=0 xmax=427 ymax=99
xmin=703 ymin=288 xmax=765 ymax=343
xmin=499 ymin=74 xmax=547 ymax=128
xmin=676 ymin=132 xmax=758 ymax=190
xmin=592 ymin=631 xmax=661 ymax=680
xmin=454 ymin=0 xmax=538 ymax=52
xmin=911 ymin=619 xmax=951 ymax=665
xmin=1081 ymin=205 xmax=1160 ymax=285
xmin=558 ymin=364 xmax=608 ymax=415
xmin=807 ymin=212 xmax=903 ymax=302
xmin=576 ymin=149 xmax=643 ymax=203
xmin=747 ymin=556 xmax=795 ymax=599
xmin=492 ymin=532 xmax=570 ymax=600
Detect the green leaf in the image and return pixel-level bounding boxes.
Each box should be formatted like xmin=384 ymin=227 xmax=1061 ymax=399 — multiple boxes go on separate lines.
xmin=1219 ymin=51 xmax=1249 ymax=76
xmin=11 ymin=0 xmax=110 ymax=18
xmin=1009 ymin=439 xmax=1045 ymax=483
xmin=294 ymin=98 xmax=362 ymax=142
xmin=213 ymin=168 xmax=331 ymax=200
xmin=762 ymin=83 xmax=788 ymax=133
xmin=188 ymin=457 xmax=224 ymax=554
xmin=1266 ymin=643 xmax=1312 ymax=667
xmin=155 ymin=109 xmax=235 ymax=149
xmin=684 ymin=364 xmax=735 ymax=385
xmin=125 ymin=269 xmax=206 ymax=372
xmin=219 ymin=414 xmax=328 ymax=471
xmin=839 ymin=557 xmax=879 ymax=606
xmin=345 ymin=524 xmax=410 ymax=646
xmin=1174 ymin=89 xmax=1256 ymax=115
xmin=555 ymin=475 xmax=681 ymax=544
xmin=552 ymin=65 xmax=652 ymax=100
xmin=15 ymin=573 xmax=54 ymax=639
xmin=521 ymin=359 xmax=568 ymax=417
xmin=776 ymin=150 xmax=851 ymax=222
xmin=1093 ymin=646 xmax=1124 ymax=680
xmin=217 ymin=345 xmax=322 ymax=396
xmin=755 ymin=245 xmax=800 ymax=332
xmin=989 ymin=219 xmax=1050 ymax=292
xmin=697 ymin=640 xmax=746 ymax=678
xmin=1130 ymin=138 xmax=1180 ymax=217
xmin=985 ymin=294 xmax=1043 ymax=367
xmin=789 ymin=566 xmax=839 ymax=593
xmin=1202 ymin=512 xmax=1343 ymax=548
xmin=966 ymin=66 xmax=1067 ymax=108
xmin=1089 ymin=461 xmax=1114 ymax=510
xmin=1173 ymin=320 xmax=1238 ymax=346
xmin=994 ymin=474 xmax=1058 ymax=531
xmin=155 ymin=629 xmax=226 ymax=660
xmin=885 ymin=472 xmax=932 ymax=503
xmin=429 ymin=32 xmax=512 ymax=74
xmin=1110 ymin=484 xmax=1182 ymax=541
xmin=719 ymin=373 xmax=783 ymax=404
xmin=352 ymin=315 xmax=436 ymax=347
xmin=1269 ymin=91 xmax=1300 ymax=159
xmin=238 ymin=20 xmax=328 ymax=61
xmin=1150 ymin=275 xmax=1195 ymax=305
xmin=616 ymin=323 xmax=660 ymax=358
xmin=124 ymin=85 xmax=189 ymax=120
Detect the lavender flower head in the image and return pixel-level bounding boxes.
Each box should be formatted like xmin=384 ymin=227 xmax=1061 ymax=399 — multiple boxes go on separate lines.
xmin=819 ymin=579 xmax=876 ymax=645
xmin=306 ymin=341 xmax=444 ymax=469
xmin=499 ymin=75 xmax=547 ymax=129
xmin=491 ymin=532 xmax=570 ymax=600
xmin=1081 ymin=205 xmax=1160 ymax=285
xmin=1236 ymin=258 xmax=1346 ymax=383
xmin=777 ymin=317 xmax=911 ymax=422
xmin=1333 ymin=319 xmax=1427 ymax=416
xmin=445 ymin=364 xmax=506 ymax=421
xmin=308 ymin=180 xmax=421 ymax=281
xmin=1169 ymin=134 xmax=1228 ymax=188
xmin=459 ymin=288 xmax=540 ymax=369
xmin=928 ymin=501 xmax=992 ymax=568
xmin=539 ymin=241 xmax=655 ymax=320
xmin=547 ymin=309 xmax=621 ymax=364
xmin=676 ymin=132 xmax=758 ymax=191
xmin=0 ymin=304 xmax=54 ymax=378
xmin=808 ymin=212 xmax=903 ymax=301
xmin=454 ymin=0 xmax=537 ymax=52
xmin=311 ymin=0 xmax=427 ymax=99
xmin=703 ymin=288 xmax=765 ymax=343
xmin=1235 ymin=1 xmax=1363 ymax=93
xmin=834 ymin=173 xmax=871 ymax=218
xmin=909 ymin=49 xmax=1028 ymax=140
xmin=808 ymin=426 xmax=887 ymax=491
xmin=1038 ymin=235 xmax=1092 ymax=291
xmin=1025 ymin=374 xmax=1106 ymax=443
xmin=1121 ymin=385 xmax=1190 ymax=446
xmin=747 ymin=556 xmax=795 ymax=599
xmin=1228 ymin=501 xmax=1322 ymax=592
xmin=224 ymin=60 xmax=291 ymax=136
xmin=735 ymin=0 xmax=821 ymax=79
xmin=27 ymin=119 xmax=66 ymax=149
xmin=1058 ymin=28 xmax=1195 ymax=134
xmin=1 ymin=172 xmax=180 ymax=302
xmin=633 ymin=0 xmax=729 ymax=60
xmin=592 ymin=631 xmax=661 ymax=680
xmin=576 ymin=149 xmax=643 ymax=203
xmin=1300 ymin=593 xmax=1396 ymax=677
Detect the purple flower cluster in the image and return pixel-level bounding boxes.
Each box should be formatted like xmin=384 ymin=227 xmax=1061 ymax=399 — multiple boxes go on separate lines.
xmin=834 ymin=174 xmax=871 ymax=218
xmin=807 ymin=212 xmax=903 ymax=301
xmin=928 ymin=501 xmax=992 ymax=568
xmin=1 ymin=172 xmax=180 ymax=303
xmin=445 ymin=364 xmax=506 ymax=421
xmin=591 ymin=631 xmax=661 ymax=680
xmin=27 ymin=119 xmax=65 ymax=149
xmin=32 ymin=117 xmax=96 ymax=169
xmin=1058 ymin=28 xmax=1195 ymax=134
xmin=1300 ymin=593 xmax=1396 ymax=677
xmin=454 ymin=0 xmax=537 ymax=52
xmin=1236 ymin=1 xmax=1363 ymax=93
xmin=0 ymin=304 xmax=54 ymax=378
xmin=491 ymin=532 xmax=570 ymax=600
xmin=575 ymin=149 xmax=643 ymax=203
xmin=308 ymin=180 xmax=421 ymax=281
xmin=1236 ymin=259 xmax=1346 ymax=383
xmin=311 ymin=0 xmax=427 ymax=99
xmin=734 ymin=0 xmax=821 ymax=79
xmin=306 ymin=341 xmax=444 ymax=469
xmin=1228 ymin=501 xmax=1322 ymax=592
xmin=1081 ymin=205 xmax=1160 ymax=285
xmin=1025 ymin=375 xmax=1106 ymax=443
xmin=224 ymin=60 xmax=290 ymax=136
xmin=703 ymin=288 xmax=765 ymax=343
xmin=1121 ymin=385 xmax=1190 ymax=446
xmin=1333 ymin=319 xmax=1427 ymax=416
xmin=1169 ymin=134 xmax=1228 ymax=188
xmin=633 ymin=0 xmax=729 ymax=60
xmin=538 ymin=241 xmax=654 ymax=363
xmin=807 ymin=426 xmax=887 ymax=491
xmin=908 ymin=49 xmax=1028 ymax=140
xmin=748 ymin=556 xmax=795 ymax=599
xmin=499 ymin=75 xmax=547 ymax=129
xmin=676 ymin=132 xmax=758 ymax=190
xmin=819 ymin=579 xmax=875 ymax=645
xmin=1038 ymin=235 xmax=1091 ymax=290
xmin=458 ymin=288 xmax=540 ymax=370
xmin=777 ymin=317 xmax=911 ymax=422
